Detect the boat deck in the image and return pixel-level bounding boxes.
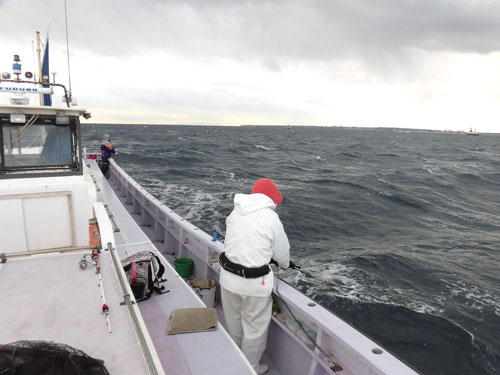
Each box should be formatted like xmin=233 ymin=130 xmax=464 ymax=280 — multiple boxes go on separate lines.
xmin=0 ymin=251 xmax=150 ymax=374
xmin=87 ymin=159 xmax=256 ymax=375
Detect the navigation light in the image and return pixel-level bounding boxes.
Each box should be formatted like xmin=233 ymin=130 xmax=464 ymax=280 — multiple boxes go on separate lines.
xmin=12 ymin=55 xmax=21 ymax=79
xmin=56 ymin=116 xmax=70 ymax=125
xmin=10 ymin=114 xmax=26 ymax=123
xmin=10 ymin=96 xmax=29 ymax=105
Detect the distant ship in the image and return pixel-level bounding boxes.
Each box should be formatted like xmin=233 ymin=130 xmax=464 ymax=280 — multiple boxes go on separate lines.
xmin=465 ymin=128 xmax=479 ymax=136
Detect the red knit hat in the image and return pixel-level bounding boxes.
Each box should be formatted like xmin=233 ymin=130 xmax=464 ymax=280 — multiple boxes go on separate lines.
xmin=252 ymin=178 xmax=283 ymax=207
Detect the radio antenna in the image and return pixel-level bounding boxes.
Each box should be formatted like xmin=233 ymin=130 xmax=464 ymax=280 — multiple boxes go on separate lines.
xmin=64 ymin=0 xmax=72 ymax=101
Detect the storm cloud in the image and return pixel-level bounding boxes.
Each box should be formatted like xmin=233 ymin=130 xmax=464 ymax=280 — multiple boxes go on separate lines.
xmin=2 ymin=1 xmax=500 ymax=60
xmin=1 ymin=0 xmax=499 ymax=130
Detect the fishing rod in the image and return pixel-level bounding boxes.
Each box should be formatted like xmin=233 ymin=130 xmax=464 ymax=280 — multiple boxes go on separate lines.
xmin=276 ymin=261 xmax=343 ymax=372
xmin=288 ymin=262 xmax=325 ymax=283
xmin=274 ymin=264 xmax=343 ymax=372
xmin=93 ymin=248 xmax=112 ymax=334
xmin=80 ymin=248 xmax=112 ymax=334
xmin=271 ymin=259 xmax=323 ymax=283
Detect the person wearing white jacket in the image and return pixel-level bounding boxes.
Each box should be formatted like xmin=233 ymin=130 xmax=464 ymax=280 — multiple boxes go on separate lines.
xmin=219 ymin=178 xmax=290 ymax=375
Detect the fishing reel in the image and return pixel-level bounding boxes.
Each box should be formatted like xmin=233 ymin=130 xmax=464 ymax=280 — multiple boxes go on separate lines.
xmin=79 ymin=254 xmax=95 ymax=270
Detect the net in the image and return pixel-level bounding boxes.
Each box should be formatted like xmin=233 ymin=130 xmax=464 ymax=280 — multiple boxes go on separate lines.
xmin=0 ymin=340 xmax=109 ymax=375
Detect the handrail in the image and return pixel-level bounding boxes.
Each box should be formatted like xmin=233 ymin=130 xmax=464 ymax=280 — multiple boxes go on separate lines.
xmin=1 ymin=245 xmax=96 ymax=260
xmin=0 ymin=79 xmax=71 ymax=107
xmin=107 ymin=242 xmax=161 ymax=375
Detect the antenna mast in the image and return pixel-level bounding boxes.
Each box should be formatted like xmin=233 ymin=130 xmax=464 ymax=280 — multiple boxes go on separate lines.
xmin=64 ymin=0 xmax=72 ymax=101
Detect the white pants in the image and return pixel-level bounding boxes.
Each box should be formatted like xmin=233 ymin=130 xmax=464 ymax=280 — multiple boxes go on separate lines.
xmin=221 ymin=287 xmax=273 ymax=369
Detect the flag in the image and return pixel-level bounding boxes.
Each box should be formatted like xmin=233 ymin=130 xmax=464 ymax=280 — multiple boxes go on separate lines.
xmin=42 ymin=38 xmax=52 ymax=106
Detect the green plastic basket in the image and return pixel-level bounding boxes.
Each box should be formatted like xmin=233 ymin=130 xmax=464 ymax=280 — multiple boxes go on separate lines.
xmin=174 ymin=258 xmax=193 ymax=278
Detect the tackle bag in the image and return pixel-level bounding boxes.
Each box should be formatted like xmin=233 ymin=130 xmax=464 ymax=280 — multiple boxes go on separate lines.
xmin=121 ymin=251 xmax=167 ymax=301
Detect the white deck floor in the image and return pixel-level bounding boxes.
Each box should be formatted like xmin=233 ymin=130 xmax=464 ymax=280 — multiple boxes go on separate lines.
xmin=0 ymin=251 xmax=150 ymax=374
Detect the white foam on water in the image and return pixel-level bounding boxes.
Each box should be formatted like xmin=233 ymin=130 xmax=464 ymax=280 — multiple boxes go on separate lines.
xmin=423 ymin=165 xmax=443 ymax=176
xmin=255 ymin=144 xmax=271 ymax=150
xmin=366 ymin=186 xmax=395 ymax=198
xmin=443 ymin=280 xmax=500 ymax=315
xmin=290 ymin=261 xmax=445 ymax=315
xmin=137 ymin=178 xmax=225 ymax=232
xmin=375 ymin=190 xmax=394 ymax=198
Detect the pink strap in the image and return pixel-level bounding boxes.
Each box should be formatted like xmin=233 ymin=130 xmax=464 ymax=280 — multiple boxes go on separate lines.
xmin=131 ymin=262 xmax=138 ymax=286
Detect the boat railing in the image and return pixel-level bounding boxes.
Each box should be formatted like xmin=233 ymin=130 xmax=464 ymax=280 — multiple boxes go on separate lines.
xmin=105 ymin=159 xmax=419 ymax=375
xmin=0 ymin=78 xmax=72 ymax=108
xmin=92 ymin=201 xmax=165 ymax=375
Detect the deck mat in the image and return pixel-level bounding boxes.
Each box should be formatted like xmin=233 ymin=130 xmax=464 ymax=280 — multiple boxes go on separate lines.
xmin=168 ymin=308 xmax=218 ymax=335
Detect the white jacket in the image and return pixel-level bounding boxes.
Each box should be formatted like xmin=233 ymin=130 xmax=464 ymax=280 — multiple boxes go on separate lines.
xmin=219 ymin=193 xmax=290 ymax=297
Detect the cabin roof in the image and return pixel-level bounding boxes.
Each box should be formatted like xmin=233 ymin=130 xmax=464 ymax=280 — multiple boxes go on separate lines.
xmin=0 ymin=104 xmax=87 ymax=117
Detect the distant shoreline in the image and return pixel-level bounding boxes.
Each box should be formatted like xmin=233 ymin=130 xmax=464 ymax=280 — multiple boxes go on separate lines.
xmin=82 ymin=122 xmax=498 ymax=134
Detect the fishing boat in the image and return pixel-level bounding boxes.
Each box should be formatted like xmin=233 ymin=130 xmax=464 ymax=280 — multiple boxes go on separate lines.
xmin=0 ymin=39 xmax=419 ymax=375
xmin=465 ymin=128 xmax=478 ymax=136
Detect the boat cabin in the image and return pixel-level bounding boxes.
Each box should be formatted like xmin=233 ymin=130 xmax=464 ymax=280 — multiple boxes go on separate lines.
xmin=0 ymin=105 xmax=86 ymax=178
xmin=0 ymin=103 xmax=96 ymax=254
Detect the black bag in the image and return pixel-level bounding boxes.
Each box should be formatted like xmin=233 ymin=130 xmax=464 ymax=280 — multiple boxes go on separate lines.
xmin=121 ymin=251 xmax=167 ymax=301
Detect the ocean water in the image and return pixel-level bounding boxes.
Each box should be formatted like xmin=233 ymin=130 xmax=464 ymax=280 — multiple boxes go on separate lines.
xmin=83 ymin=124 xmax=500 ymax=375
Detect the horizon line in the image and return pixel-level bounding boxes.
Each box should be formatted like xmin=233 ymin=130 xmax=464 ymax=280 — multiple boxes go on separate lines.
xmin=81 ymin=122 xmax=499 ymax=134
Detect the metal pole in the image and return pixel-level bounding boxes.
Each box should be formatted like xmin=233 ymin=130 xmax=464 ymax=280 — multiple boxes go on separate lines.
xmin=108 ymin=242 xmax=160 ymax=375
xmin=31 ymin=40 xmax=36 ymax=81
xmin=64 ymin=0 xmax=72 ymax=100
xmin=3 ymin=245 xmax=96 ymax=259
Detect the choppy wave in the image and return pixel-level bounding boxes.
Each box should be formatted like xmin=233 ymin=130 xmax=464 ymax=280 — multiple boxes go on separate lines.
xmin=83 ymin=124 xmax=500 ymax=375
xmin=254 ymin=144 xmax=272 ymax=150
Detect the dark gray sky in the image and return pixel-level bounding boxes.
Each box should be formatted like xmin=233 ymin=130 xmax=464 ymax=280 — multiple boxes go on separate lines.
xmin=1 ymin=0 xmax=500 ymax=130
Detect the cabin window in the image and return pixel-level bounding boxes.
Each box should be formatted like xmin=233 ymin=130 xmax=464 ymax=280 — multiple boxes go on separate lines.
xmin=0 ymin=114 xmax=81 ymax=177
xmin=2 ymin=124 xmax=72 ymax=167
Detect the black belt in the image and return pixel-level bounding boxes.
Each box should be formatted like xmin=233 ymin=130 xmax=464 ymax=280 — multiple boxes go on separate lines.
xmin=219 ymin=252 xmax=270 ymax=279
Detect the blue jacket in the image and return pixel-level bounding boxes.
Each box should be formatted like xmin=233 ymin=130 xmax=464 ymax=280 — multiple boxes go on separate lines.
xmin=101 ymin=143 xmax=116 ymax=159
